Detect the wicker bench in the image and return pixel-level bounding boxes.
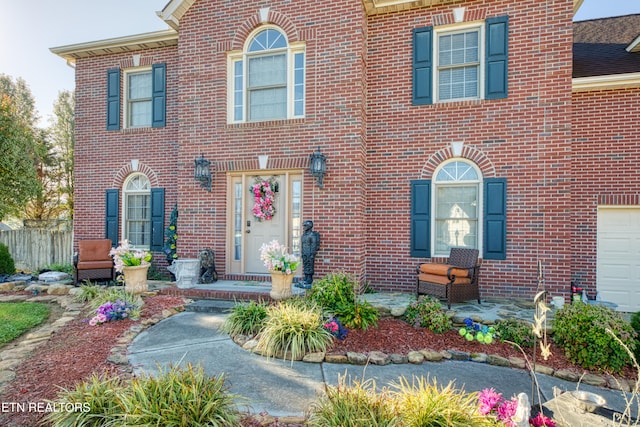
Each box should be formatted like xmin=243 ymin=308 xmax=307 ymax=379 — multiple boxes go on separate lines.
xmin=416 ymin=248 xmax=481 ymax=309
xmin=73 ymin=239 xmax=114 ymax=285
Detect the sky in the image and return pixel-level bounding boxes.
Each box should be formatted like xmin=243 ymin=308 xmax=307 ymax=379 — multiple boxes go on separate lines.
xmin=1 ymin=0 xmax=639 ymax=127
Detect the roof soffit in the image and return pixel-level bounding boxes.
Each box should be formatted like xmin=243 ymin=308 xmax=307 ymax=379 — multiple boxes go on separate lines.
xmin=50 ymin=30 xmax=178 ymax=64
xmin=157 ymin=0 xmax=197 ymax=30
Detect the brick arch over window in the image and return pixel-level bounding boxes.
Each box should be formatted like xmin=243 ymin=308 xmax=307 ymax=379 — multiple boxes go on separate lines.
xmin=111 ymin=162 xmax=159 ymax=189
xmin=231 ymin=9 xmax=299 ymax=50
xmin=419 ymin=145 xmax=496 ymax=179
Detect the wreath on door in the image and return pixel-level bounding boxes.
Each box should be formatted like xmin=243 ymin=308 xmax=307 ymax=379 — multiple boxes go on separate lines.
xmin=251 ymin=176 xmax=278 ymax=221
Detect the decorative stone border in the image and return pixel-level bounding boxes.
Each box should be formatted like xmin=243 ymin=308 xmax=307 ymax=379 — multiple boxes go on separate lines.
xmin=231 ymin=332 xmax=634 ymax=393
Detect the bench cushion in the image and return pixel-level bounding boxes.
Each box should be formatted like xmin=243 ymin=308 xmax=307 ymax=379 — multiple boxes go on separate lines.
xmin=78 ymin=239 xmax=112 ymax=262
xmin=77 ymin=260 xmax=114 ymax=270
xmin=419 ymin=263 xmax=470 ymax=278
xmin=418 ymin=273 xmax=472 ymax=286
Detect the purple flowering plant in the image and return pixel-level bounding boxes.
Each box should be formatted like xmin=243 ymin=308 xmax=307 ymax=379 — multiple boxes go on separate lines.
xmin=89 ymin=299 xmax=136 ymax=326
xmin=322 ymin=317 xmax=348 ymax=340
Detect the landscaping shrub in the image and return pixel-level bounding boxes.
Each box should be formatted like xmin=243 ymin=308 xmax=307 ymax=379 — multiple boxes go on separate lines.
xmin=334 ymin=299 xmax=379 ymax=331
xmin=308 ymin=376 xmax=399 ymax=427
xmin=47 ymin=364 xmax=241 ymax=427
xmin=0 ymin=243 xmax=15 ymax=275
xmin=553 ymin=302 xmax=637 ymax=373
xmin=629 ymin=311 xmax=640 ymax=363
xmin=391 ymin=376 xmax=499 ymax=427
xmin=118 ymin=364 xmax=240 ymax=426
xmin=494 ymin=318 xmax=535 ymax=348
xmin=403 ymin=297 xmax=452 ymax=333
xmin=221 ymin=299 xmax=268 ymax=337
xmin=257 ymin=300 xmax=334 ymax=361
xmin=74 ymin=283 xmax=102 ymax=303
xmin=37 ymin=262 xmax=74 ymax=275
xmin=307 ymin=271 xmax=357 ymax=313
xmin=45 ymin=372 xmax=124 ymax=427
xmin=307 ymin=271 xmax=379 ymax=330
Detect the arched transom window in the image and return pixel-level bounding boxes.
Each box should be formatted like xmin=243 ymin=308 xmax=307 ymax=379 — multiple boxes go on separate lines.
xmin=433 ymin=160 xmax=481 ymax=256
xmin=229 ymin=27 xmax=305 ymax=123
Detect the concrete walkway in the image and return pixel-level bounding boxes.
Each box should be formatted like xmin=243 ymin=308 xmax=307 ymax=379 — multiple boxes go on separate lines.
xmin=128 ymin=281 xmax=638 ymax=423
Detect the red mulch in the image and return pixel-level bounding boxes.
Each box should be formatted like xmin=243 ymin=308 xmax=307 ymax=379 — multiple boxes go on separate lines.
xmin=0 ymin=295 xmax=185 ymax=427
xmin=329 ymin=318 xmax=637 ymax=381
xmin=0 ymin=299 xmax=635 ymax=427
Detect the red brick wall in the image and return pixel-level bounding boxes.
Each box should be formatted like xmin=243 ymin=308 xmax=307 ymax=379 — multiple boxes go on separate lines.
xmin=73 ymin=46 xmax=179 ymax=273
xmin=571 ymin=87 xmax=640 ymax=297
xmin=364 ymin=0 xmax=574 ymax=299
xmin=173 ymin=0 xmax=369 ymax=280
xmin=73 ymin=0 xmax=581 ymax=299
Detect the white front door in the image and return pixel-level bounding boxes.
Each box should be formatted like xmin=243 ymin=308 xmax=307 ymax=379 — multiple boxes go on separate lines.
xmin=597 ymin=207 xmax=640 ymax=312
xmin=228 ymin=172 xmax=303 ymax=275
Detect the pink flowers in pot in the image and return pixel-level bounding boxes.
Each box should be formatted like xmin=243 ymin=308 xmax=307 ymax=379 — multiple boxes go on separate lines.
xmin=109 ymin=240 xmax=152 ymax=273
xmin=259 ymin=240 xmax=299 ymax=274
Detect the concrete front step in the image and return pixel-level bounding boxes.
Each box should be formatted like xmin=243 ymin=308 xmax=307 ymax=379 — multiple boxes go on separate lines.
xmin=184 ymin=299 xmax=237 ymax=313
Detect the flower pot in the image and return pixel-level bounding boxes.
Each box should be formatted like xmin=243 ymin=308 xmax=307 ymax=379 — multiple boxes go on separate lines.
xmin=168 ymin=259 xmax=200 ymax=289
xmin=270 ymin=272 xmax=294 ymax=300
xmin=123 ymin=263 xmax=150 ymax=294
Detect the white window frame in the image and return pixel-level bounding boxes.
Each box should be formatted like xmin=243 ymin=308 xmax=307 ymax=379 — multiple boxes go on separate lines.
xmin=124 ymin=66 xmax=152 ymax=129
xmin=432 ymin=159 xmax=483 ymax=257
xmin=228 ymin=25 xmax=306 ymax=123
xmin=122 ymin=173 xmax=151 ymax=250
xmin=434 ymin=22 xmax=485 ymax=103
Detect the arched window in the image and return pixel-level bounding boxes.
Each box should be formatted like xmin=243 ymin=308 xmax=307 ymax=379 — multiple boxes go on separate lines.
xmin=229 ymin=27 xmax=305 ymax=122
xmin=433 ymin=160 xmax=481 ymax=256
xmin=123 ymin=173 xmax=151 ymax=248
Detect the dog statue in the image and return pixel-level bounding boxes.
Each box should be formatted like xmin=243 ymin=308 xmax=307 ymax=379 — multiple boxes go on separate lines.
xmin=198 ymin=248 xmax=218 ymax=284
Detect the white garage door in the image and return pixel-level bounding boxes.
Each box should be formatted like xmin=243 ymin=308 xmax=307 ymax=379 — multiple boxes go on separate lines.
xmin=597 ymin=207 xmax=640 ymax=312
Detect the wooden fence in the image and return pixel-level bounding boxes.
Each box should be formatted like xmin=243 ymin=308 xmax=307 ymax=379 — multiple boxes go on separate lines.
xmin=0 ymin=229 xmax=73 ymax=272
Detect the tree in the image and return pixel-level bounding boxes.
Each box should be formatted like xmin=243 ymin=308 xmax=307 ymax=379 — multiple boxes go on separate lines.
xmin=0 ymin=93 xmax=41 ymax=219
xmin=48 ymin=90 xmax=75 ymax=218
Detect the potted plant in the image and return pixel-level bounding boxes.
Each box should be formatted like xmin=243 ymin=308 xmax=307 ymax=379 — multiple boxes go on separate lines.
xmin=109 ymin=240 xmax=152 ymax=294
xmin=259 ymin=240 xmax=299 ymax=300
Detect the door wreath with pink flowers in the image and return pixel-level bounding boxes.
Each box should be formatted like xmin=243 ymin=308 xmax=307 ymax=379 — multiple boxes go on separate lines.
xmin=250 ymin=176 xmax=278 ymax=221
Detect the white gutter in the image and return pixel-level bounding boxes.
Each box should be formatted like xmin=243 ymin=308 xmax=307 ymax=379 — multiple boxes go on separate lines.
xmin=573 ymin=72 xmax=640 ymax=91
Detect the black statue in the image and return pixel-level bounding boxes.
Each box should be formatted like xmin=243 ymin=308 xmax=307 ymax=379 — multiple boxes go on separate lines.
xmin=298 ymin=220 xmax=320 ymax=289
xmin=198 ymin=248 xmax=218 ymax=284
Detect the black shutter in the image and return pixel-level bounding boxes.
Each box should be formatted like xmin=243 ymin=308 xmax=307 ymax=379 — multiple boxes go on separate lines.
xmin=483 ymin=178 xmax=507 ymax=260
xmin=410 ymin=180 xmax=431 ymax=257
xmin=151 ymin=63 xmax=166 ymax=128
xmin=105 ymin=189 xmax=119 ymax=246
xmin=150 ymin=188 xmax=165 ymax=251
xmin=106 ymin=68 xmax=120 ymax=130
xmin=412 ymin=26 xmax=433 ymax=105
xmin=485 ymin=16 xmax=509 ymax=100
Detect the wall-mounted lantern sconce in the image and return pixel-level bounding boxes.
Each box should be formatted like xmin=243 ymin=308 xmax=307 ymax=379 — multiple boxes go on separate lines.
xmin=194 ymin=154 xmax=212 ymax=192
xmin=309 ymin=147 xmax=327 ymax=189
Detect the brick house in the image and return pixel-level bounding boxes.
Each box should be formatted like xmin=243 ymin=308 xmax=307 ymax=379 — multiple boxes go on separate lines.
xmin=52 ymin=0 xmax=640 ymax=310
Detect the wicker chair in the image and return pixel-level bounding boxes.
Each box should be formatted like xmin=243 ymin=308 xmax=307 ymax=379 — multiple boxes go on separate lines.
xmin=416 ymin=247 xmax=481 ymax=309
xmin=73 ymin=239 xmax=114 ymax=285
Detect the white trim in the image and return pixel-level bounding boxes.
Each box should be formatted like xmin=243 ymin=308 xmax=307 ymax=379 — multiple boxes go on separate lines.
xmin=432 ymin=159 xmax=483 ymax=258
xmin=228 ymin=26 xmax=306 ymax=124
xmin=572 ymin=73 xmax=640 ymax=92
xmin=50 ymin=30 xmax=177 ymax=63
xmin=627 ymin=35 xmax=640 ymax=53
xmin=433 ymin=21 xmax=485 ymax=103
xmin=123 ymin=66 xmax=153 ymax=129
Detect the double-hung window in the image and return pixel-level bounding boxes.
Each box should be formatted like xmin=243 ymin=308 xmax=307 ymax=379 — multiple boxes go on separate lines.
xmin=106 ymin=63 xmax=166 ymax=130
xmin=229 ymin=27 xmax=305 ymax=123
xmin=127 ymin=69 xmax=152 ymax=128
xmin=437 ymin=27 xmax=481 ymax=101
xmin=412 ymin=16 xmax=508 ymax=105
